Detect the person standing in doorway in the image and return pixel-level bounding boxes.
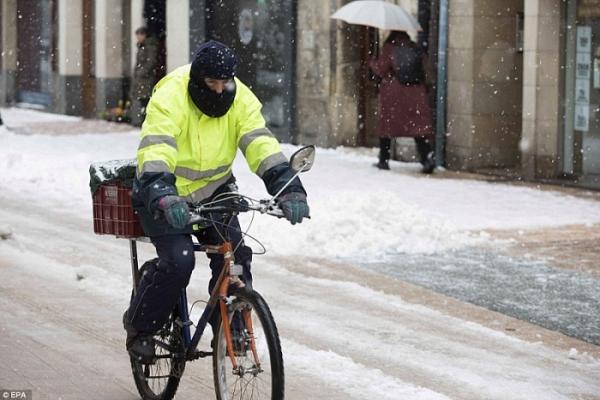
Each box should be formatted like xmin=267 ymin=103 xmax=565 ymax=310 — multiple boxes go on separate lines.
xmin=132 ymin=27 xmax=159 ymax=125
xmin=370 ymin=31 xmax=435 ymax=173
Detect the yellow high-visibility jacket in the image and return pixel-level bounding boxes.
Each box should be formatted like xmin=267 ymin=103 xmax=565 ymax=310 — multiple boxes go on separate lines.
xmin=136 ymin=64 xmax=286 ymax=204
xmin=132 ymin=64 xmax=305 ymax=236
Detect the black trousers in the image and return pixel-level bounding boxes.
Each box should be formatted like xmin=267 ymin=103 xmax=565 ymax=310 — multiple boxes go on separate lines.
xmin=126 ymin=216 xmax=252 ymax=334
xmin=379 ymin=137 xmax=433 ymax=165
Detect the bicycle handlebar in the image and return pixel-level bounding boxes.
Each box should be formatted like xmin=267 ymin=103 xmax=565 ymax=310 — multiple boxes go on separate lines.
xmin=188 ymin=198 xmax=285 ymax=224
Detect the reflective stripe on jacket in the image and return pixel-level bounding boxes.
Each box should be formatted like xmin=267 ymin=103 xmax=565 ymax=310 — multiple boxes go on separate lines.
xmin=136 ymin=64 xmax=286 ymax=204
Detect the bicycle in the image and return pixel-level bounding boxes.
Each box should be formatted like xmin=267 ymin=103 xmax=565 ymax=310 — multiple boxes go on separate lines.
xmin=125 ymin=145 xmax=315 ymax=400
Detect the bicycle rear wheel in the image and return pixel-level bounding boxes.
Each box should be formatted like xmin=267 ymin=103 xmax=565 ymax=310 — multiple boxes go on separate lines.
xmin=130 ymin=307 xmax=186 ymax=400
xmin=213 ymin=288 xmax=284 ymax=400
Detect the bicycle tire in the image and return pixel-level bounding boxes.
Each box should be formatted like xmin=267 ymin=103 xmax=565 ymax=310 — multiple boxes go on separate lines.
xmin=213 ymin=288 xmax=284 ymax=400
xmin=129 ymin=261 xmax=186 ymax=400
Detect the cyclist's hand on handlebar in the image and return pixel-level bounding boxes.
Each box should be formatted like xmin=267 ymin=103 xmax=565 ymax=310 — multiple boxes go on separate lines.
xmin=278 ymin=192 xmax=310 ymax=225
xmin=157 ymin=195 xmax=190 ymax=229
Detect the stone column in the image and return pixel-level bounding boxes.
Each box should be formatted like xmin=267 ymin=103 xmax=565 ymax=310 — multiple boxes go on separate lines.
xmin=130 ymin=0 xmax=144 ymax=71
xmin=95 ymin=0 xmax=126 ymax=112
xmin=1 ymin=0 xmax=18 ymax=105
xmin=521 ymin=0 xmax=563 ymax=179
xmin=166 ymin=0 xmax=190 ymax=72
xmin=294 ymin=0 xmax=334 ymax=146
xmin=446 ymin=0 xmax=524 ymax=170
xmin=55 ymin=0 xmax=83 ymax=115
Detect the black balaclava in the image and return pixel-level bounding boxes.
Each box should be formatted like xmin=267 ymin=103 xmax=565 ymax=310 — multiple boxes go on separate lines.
xmin=188 ymin=40 xmax=237 ymax=117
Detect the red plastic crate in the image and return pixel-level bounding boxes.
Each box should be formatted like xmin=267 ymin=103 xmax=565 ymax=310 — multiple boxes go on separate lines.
xmin=92 ymin=183 xmax=145 ymax=237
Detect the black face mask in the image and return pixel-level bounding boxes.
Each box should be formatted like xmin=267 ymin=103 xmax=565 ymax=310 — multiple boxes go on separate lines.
xmin=188 ymin=78 xmax=236 ymax=118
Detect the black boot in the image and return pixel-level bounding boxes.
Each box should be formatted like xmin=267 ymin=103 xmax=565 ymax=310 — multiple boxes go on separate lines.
xmin=374 ymin=138 xmax=391 ymax=170
xmin=373 ymin=160 xmax=390 ymax=170
xmin=127 ymin=334 xmax=156 ymax=364
xmin=421 ymin=152 xmax=435 ymax=174
xmin=123 ymin=310 xmax=156 ymax=364
xmin=415 ymin=137 xmax=435 ymax=174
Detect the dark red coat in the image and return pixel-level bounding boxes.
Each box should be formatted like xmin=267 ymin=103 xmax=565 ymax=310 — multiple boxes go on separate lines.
xmin=369 ymin=41 xmax=434 ymax=138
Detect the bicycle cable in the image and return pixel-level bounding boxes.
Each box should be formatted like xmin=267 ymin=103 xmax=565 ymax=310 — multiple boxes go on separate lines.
xmin=188 ymin=299 xmax=208 ymax=327
xmin=199 ymin=192 xmax=267 ymax=255
xmin=201 ymin=215 xmax=267 ymax=255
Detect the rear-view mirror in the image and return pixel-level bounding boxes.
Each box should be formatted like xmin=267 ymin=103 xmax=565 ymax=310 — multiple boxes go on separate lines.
xmin=289 ymin=145 xmax=315 ymax=173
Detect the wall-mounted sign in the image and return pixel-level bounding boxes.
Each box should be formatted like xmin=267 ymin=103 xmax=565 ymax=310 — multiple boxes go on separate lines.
xmin=576 ymin=79 xmax=590 ymax=103
xmin=575 ymin=26 xmax=592 ymax=132
xmin=576 ymin=52 xmax=592 ymax=79
xmin=575 ymin=104 xmax=590 ymax=132
xmin=577 ymin=26 xmax=592 ymax=53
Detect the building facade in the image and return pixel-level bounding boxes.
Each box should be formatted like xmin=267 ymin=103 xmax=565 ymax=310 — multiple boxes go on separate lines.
xmin=445 ymin=0 xmax=600 ymax=187
xmin=0 ymin=0 xmax=598 ymax=187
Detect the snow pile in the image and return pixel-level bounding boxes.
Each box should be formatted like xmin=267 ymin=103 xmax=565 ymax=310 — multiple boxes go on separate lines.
xmin=237 ymin=189 xmax=481 ymax=258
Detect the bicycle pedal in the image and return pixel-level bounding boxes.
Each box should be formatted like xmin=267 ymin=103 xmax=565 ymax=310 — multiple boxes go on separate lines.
xmin=175 ymin=319 xmax=193 ymax=328
xmin=187 ymin=350 xmax=213 ymax=360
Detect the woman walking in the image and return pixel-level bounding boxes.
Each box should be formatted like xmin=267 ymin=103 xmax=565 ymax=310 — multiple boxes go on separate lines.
xmin=370 ymin=31 xmax=435 ymax=173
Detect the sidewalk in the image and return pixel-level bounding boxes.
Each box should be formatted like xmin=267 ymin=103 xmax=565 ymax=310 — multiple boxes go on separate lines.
xmin=2 ymin=110 xmax=135 ymax=136
xmin=490 ymin=223 xmax=600 ymax=278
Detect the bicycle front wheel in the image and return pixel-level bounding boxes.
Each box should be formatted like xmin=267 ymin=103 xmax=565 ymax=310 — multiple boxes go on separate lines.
xmin=213 ymin=288 xmax=284 ymax=400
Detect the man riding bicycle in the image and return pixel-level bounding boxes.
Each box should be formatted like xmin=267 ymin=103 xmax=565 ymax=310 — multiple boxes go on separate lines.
xmin=123 ymin=41 xmax=310 ymax=362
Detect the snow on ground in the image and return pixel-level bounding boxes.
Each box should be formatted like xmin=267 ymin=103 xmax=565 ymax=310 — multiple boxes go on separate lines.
xmin=2 ymin=107 xmax=600 ymax=261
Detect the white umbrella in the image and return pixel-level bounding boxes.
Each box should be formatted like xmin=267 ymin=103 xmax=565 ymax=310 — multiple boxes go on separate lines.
xmin=331 ymin=0 xmax=422 ymax=31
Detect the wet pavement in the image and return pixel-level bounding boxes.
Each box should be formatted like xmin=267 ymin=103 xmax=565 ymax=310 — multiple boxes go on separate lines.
xmin=360 ymin=247 xmax=600 ymax=345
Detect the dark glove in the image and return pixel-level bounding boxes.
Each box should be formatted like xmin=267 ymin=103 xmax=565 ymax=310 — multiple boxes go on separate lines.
xmin=278 ymin=192 xmax=310 ymax=225
xmin=157 ymin=195 xmax=190 ymax=229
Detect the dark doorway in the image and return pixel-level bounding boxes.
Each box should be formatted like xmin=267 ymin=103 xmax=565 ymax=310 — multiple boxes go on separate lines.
xmin=81 ymin=0 xmax=95 ymax=117
xmin=16 ymin=0 xmax=55 ymax=107
xmin=144 ymin=0 xmax=167 ymax=81
xmin=358 ymin=27 xmax=379 ymax=147
xmin=206 ymin=0 xmax=296 ymax=142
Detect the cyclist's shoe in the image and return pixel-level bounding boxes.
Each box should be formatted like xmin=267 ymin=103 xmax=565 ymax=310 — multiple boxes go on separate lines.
xmin=123 ymin=310 xmax=156 ymax=364
xmin=127 ymin=334 xmax=156 ymax=364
